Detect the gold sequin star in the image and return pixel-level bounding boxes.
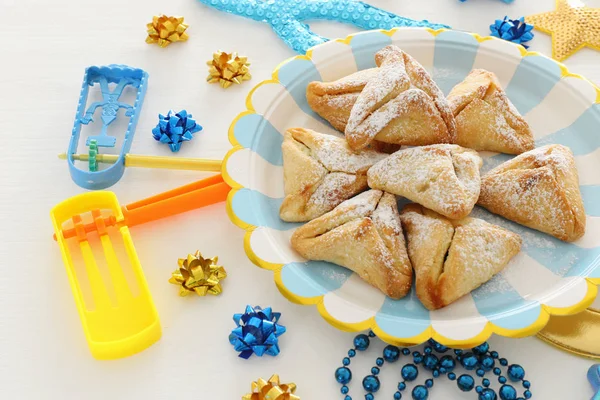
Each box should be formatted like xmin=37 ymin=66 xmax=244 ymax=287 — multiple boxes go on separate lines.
xmin=526 ymin=0 xmax=600 ymax=61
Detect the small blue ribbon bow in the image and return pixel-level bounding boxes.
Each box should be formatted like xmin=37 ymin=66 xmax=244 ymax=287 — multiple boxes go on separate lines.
xmin=589 ymin=364 xmax=600 ymax=400
xmin=151 ymin=109 xmax=202 ymax=152
xmin=490 ymin=16 xmax=535 ymax=49
xmin=229 ymin=305 xmax=287 ymax=359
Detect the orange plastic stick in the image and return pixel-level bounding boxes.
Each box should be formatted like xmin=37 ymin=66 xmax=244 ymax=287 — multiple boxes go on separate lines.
xmin=56 ymin=174 xmax=230 ymax=241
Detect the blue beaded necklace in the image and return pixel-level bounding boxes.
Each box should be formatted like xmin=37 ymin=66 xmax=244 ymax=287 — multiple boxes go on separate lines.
xmin=335 ymin=331 xmax=531 ymax=400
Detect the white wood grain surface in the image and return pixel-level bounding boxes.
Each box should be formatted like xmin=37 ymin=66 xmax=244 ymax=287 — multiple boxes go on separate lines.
xmin=1 ymin=0 xmax=599 ymax=398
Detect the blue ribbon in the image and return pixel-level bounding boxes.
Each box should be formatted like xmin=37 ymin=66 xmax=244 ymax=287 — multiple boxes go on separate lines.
xmin=490 ymin=16 xmax=535 ymax=49
xmin=229 ymin=305 xmax=287 ymax=359
xmin=151 ymin=109 xmax=202 ymax=152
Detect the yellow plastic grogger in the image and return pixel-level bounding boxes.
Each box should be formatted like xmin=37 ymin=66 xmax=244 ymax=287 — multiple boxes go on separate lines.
xmin=50 ymin=191 xmax=161 ymax=360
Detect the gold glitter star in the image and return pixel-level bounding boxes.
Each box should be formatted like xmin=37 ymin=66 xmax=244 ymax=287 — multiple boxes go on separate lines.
xmin=526 ymin=0 xmax=600 ymax=61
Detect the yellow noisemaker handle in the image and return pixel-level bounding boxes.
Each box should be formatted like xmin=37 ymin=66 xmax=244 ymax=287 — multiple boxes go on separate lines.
xmin=59 ymin=153 xmax=222 ymax=172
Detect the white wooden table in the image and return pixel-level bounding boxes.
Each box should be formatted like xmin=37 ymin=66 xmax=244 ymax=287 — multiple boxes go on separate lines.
xmin=1 ymin=0 xmax=598 ymax=398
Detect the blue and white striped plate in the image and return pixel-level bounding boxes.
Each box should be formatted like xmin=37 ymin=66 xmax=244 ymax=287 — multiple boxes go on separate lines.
xmin=223 ymin=28 xmax=600 ymax=347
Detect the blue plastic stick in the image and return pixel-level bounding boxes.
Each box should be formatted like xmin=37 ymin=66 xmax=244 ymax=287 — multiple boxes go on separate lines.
xmin=590 ymin=365 xmax=600 ymax=400
xmin=68 ymin=65 xmax=148 ymax=190
xmin=197 ymin=0 xmax=450 ymax=54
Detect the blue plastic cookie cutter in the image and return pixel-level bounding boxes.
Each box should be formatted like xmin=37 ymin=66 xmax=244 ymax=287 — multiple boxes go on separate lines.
xmin=197 ymin=0 xmax=450 ymax=54
xmin=590 ymin=364 xmax=600 ymax=400
xmin=67 ymin=65 xmax=148 ymax=190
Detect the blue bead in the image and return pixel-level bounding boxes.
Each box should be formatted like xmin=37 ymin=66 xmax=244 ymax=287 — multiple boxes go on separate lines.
xmin=493 ymin=368 xmax=502 ymax=376
xmin=507 ymin=365 xmax=525 ymax=382
xmin=376 ymin=357 xmax=384 ymax=366
xmin=424 ymin=346 xmax=432 ymax=354
xmin=478 ymin=388 xmax=497 ymax=400
xmin=335 ymin=367 xmax=352 ymax=384
xmin=484 ymin=379 xmax=491 ymax=387
xmin=402 ymin=348 xmax=411 ymax=356
xmin=354 ymin=334 xmax=370 ymax=351
xmin=365 ymin=394 xmax=374 ymax=400
xmin=433 ymin=370 xmax=440 ymax=378
xmin=476 ymin=386 xmax=483 ymax=394
xmin=425 ymin=379 xmax=434 ymax=388
xmin=398 ymin=382 xmax=407 ymax=391
xmin=368 ymin=330 xmax=376 ymax=337
xmin=349 ymin=349 xmax=356 ymax=358
xmin=429 ymin=339 xmax=448 ymax=353
xmin=454 ymin=349 xmax=464 ymax=356
xmin=343 ymin=357 xmax=351 ymax=366
xmin=523 ymin=380 xmax=530 ymax=389
xmin=341 ymin=386 xmax=349 ymax=394
xmin=499 ymin=376 xmax=507 ymax=384
xmin=472 ymin=342 xmax=490 ymax=355
xmin=499 ymin=385 xmax=517 ymax=400
xmin=362 ymin=375 xmax=380 ymax=392
xmin=384 ymin=345 xmax=400 ymax=362
xmin=402 ymin=364 xmax=419 ymax=381
xmin=460 ymin=353 xmax=479 ymax=370
xmin=371 ymin=367 xmax=380 ymax=375
xmin=423 ymin=354 xmax=439 ymax=371
xmin=440 ymin=355 xmax=456 ymax=371
xmin=524 ymin=390 xmax=531 ymax=399
xmin=491 ymin=351 xmax=499 ymax=359
xmin=448 ymin=373 xmax=457 ymax=381
xmin=480 ymin=355 xmax=495 ymax=371
xmin=345 ymin=396 xmax=352 ymax=400
xmin=394 ymin=392 xmax=402 ymax=399
xmin=499 ymin=358 xmax=508 ymax=367
xmin=413 ymin=353 xmax=423 ymax=364
xmin=412 ymin=385 xmax=429 ymax=400
xmin=477 ymin=369 xmax=485 ymax=377
xmin=439 ymin=368 xmax=446 ymax=374
xmin=457 ymin=375 xmax=475 ymax=391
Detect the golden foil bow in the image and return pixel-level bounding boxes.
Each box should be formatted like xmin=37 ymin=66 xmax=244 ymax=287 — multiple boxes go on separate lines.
xmin=206 ymin=51 xmax=252 ymax=88
xmin=146 ymin=15 xmax=189 ymax=47
xmin=242 ymin=375 xmax=299 ymax=400
xmin=169 ymin=251 xmax=226 ymax=296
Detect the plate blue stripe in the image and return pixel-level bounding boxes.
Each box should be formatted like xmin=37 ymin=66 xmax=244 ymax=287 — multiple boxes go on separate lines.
xmin=280 ymin=261 xmax=353 ymax=298
xmin=433 ymin=30 xmax=480 ymax=95
xmin=582 ymin=185 xmax=600 ymax=216
xmin=277 ymin=57 xmax=323 ymax=121
xmin=536 ymin=103 xmax=600 ymax=156
xmin=233 ymin=113 xmax=283 ymax=166
xmin=505 ymin=55 xmax=562 ymax=115
xmin=374 ymin=289 xmax=431 ymax=338
xmin=471 ymin=274 xmax=542 ymax=330
xmin=349 ymin=31 xmax=392 ymax=71
xmin=232 ymin=189 xmax=298 ymax=231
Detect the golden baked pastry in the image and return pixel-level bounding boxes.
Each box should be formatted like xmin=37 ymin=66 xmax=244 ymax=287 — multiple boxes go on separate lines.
xmin=478 ymin=144 xmax=586 ymax=242
xmin=367 ymin=144 xmax=482 ymax=220
xmin=307 ymin=45 xmax=456 ymax=151
xmin=400 ymin=204 xmax=522 ymax=310
xmin=280 ymin=127 xmax=388 ymax=222
xmin=291 ymin=190 xmax=413 ymax=299
xmin=447 ymin=69 xmax=534 ymax=154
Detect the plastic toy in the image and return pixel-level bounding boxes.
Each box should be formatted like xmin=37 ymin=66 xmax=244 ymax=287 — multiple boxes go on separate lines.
xmin=59 ymin=152 xmax=222 ymax=172
xmin=51 ymin=174 xmax=230 ymax=358
xmin=67 ymin=65 xmax=148 ymax=190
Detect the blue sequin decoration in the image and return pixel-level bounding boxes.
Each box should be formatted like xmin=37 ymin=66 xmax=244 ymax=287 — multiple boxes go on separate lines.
xmin=197 ymin=0 xmax=450 ymax=53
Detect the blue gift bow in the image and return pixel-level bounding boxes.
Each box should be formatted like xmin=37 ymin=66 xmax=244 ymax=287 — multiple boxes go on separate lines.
xmin=490 ymin=16 xmax=534 ymax=49
xmin=229 ymin=305 xmax=287 ymax=359
xmin=151 ymin=109 xmax=202 ymax=152
xmin=197 ymin=0 xmax=450 ymax=54
xmin=590 ymin=365 xmax=600 ymax=400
